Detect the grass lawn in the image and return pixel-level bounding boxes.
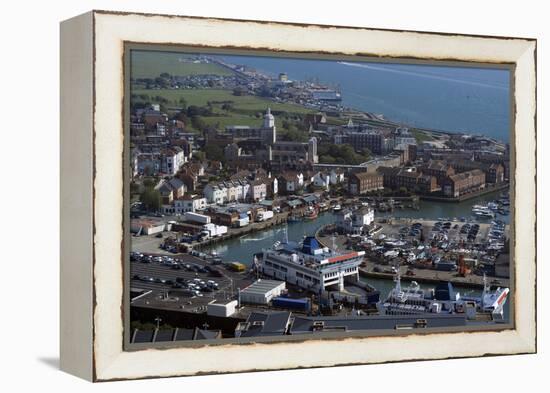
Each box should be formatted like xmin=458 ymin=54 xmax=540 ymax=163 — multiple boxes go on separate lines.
xmin=130 ymin=51 xmax=233 ymax=79
xmin=411 ymin=129 xmax=435 ymax=143
xmin=131 ymin=88 xmax=314 ymax=115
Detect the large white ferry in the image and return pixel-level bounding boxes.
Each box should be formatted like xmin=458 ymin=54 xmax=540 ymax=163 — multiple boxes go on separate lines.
xmin=257 ymin=235 xmax=365 ymax=293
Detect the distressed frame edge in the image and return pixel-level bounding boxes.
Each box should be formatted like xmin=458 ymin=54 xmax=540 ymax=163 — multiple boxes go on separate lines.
xmin=88 ymin=11 xmax=536 ymax=381
xmin=59 ymin=10 xmax=96 ymax=381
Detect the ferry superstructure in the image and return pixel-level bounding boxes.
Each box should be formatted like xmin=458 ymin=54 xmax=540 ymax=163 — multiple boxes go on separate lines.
xmin=258 ymin=236 xmax=365 ymax=293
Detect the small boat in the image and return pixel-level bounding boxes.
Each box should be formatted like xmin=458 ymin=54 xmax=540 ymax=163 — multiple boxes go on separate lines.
xmin=287 ymin=215 xmax=302 ymax=223
xmin=332 ymin=204 xmax=342 ymax=212
xmin=304 ymin=206 xmax=318 ymax=220
xmin=318 ymin=202 xmax=329 ymax=212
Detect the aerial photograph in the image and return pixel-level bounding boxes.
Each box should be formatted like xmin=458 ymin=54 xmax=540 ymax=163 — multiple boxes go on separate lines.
xmin=128 ymin=50 xmax=511 ymax=344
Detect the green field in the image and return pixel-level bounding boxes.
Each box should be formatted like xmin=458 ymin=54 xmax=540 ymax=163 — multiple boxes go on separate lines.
xmin=131 ymin=51 xmax=233 ymax=79
xmin=132 ymin=88 xmax=315 ymax=132
xmin=411 ymin=129 xmax=435 ymax=143
xmin=132 ymin=88 xmax=313 ymax=114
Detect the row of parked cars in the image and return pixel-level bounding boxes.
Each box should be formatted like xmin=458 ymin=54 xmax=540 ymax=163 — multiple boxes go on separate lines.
xmin=399 ymin=222 xmax=424 ymax=237
xmin=131 ymin=274 xmax=221 ymax=295
xmin=174 ymin=277 xmax=219 ymax=293
xmin=460 ymin=223 xmax=480 ymax=241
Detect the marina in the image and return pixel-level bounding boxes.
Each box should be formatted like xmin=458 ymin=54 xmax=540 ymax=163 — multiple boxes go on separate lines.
xmin=198 ymin=191 xmax=510 ymax=321
xmin=126 ymin=50 xmax=513 ymax=340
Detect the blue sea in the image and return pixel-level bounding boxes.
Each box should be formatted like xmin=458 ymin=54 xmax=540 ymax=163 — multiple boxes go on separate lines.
xmin=216 ymin=55 xmax=511 ymax=142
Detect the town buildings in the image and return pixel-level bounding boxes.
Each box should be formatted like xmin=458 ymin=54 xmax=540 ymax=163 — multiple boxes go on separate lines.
xmin=377 ymin=166 xmax=439 ymax=194
xmin=442 ymin=169 xmax=486 ymax=197
xmin=348 ymin=172 xmax=384 ymax=195
xmin=336 ymin=207 xmax=375 ymax=235
xmin=222 ymin=108 xmax=318 ymax=170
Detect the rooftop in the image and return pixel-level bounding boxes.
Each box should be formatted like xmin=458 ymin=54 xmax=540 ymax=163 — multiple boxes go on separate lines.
xmin=240 ymin=279 xmax=285 ymax=296
xmin=268 ymin=237 xmax=365 ymax=269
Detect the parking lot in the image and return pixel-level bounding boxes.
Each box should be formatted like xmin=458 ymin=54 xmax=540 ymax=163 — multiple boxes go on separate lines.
xmin=130 ymin=252 xmax=255 ymax=312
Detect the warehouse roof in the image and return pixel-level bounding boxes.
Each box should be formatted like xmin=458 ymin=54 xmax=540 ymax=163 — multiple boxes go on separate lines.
xmin=289 ymin=314 xmax=466 ymax=334
xmin=286 ymin=199 xmax=303 ymax=208
xmin=236 ymin=311 xmax=291 ymax=337
xmin=240 ymin=279 xmax=285 ymax=296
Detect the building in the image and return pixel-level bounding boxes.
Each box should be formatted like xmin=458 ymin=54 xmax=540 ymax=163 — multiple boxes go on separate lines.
xmin=312 ymin=172 xmax=330 ymax=191
xmin=204 ymin=183 xmax=228 ymax=204
xmin=155 ymin=177 xmax=186 ymax=204
xmin=259 ymin=236 xmax=365 ymax=292
xmin=239 ymin=279 xmax=286 ymax=305
xmin=289 ymin=314 xmax=466 ymax=334
xmin=131 ymin=327 xmax=222 ymax=343
xmin=223 ymin=109 xmax=318 ymax=169
xmin=160 ymin=147 xmax=185 ymax=175
xmin=377 ymin=166 xmax=438 ymax=194
xmin=337 ymin=129 xmax=395 ymax=155
xmin=207 ymin=300 xmax=238 ymax=317
xmin=250 ymin=179 xmax=267 ymax=202
xmin=225 ymin=107 xmax=277 ymax=144
xmin=450 ymin=159 xmax=505 ymax=184
xmin=130 ymin=219 xmax=167 ymax=236
xmin=329 ymin=168 xmax=345 ymax=184
xmin=442 ymin=169 xmax=486 ymax=197
xmin=234 ymin=311 xmax=292 ymax=338
xmin=278 ymin=172 xmax=304 ymax=194
xmin=348 ymin=172 xmax=384 ymax=195
xmin=163 ymin=195 xmax=207 ymax=215
xmin=336 ymin=207 xmax=375 ymax=235
xmin=421 ymin=160 xmax=456 ymax=186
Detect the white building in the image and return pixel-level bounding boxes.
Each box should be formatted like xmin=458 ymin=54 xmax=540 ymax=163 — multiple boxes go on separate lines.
xmin=250 ymin=180 xmax=267 ymax=201
xmin=207 ymin=300 xmax=238 ymax=317
xmin=160 ymin=147 xmax=186 ymax=175
xmin=130 ymin=219 xmax=167 ymax=236
xmin=204 ymin=183 xmax=228 ymax=205
xmin=239 ymin=280 xmax=286 ymax=305
xmin=336 ymin=207 xmax=375 ymax=235
xmin=329 ymin=169 xmax=345 ymax=184
xmin=313 ymin=172 xmax=330 ymax=191
xmin=279 ymin=172 xmax=304 ymax=193
xmin=163 ymin=196 xmax=207 ymax=215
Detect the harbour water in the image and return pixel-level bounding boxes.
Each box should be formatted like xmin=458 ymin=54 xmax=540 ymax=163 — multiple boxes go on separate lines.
xmin=202 ymin=191 xmax=509 ymax=299
xmin=217 ymin=54 xmax=510 ymax=142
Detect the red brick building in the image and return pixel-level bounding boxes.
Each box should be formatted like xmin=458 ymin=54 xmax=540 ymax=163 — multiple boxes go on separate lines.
xmin=348 ymin=172 xmax=384 ymax=195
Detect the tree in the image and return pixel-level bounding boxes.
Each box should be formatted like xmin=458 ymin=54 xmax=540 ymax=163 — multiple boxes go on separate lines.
xmin=191 ymin=116 xmax=208 ymax=132
xmin=193 ymin=151 xmax=206 ymax=161
xmin=203 ymin=144 xmax=224 ymax=161
xmin=320 ymin=155 xmax=336 ymax=164
xmin=178 ymin=97 xmax=188 ymax=111
xmin=140 ymin=188 xmax=161 ymax=212
xmin=285 ymin=128 xmax=307 ymax=142
xmin=143 ymin=178 xmax=157 ymax=188
xmin=221 ymin=103 xmax=233 ymax=112
xmin=130 ymin=182 xmax=141 ymax=195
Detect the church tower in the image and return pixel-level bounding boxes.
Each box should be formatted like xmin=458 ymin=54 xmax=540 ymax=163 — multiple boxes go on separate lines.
xmin=308 ymin=137 xmax=318 ymax=164
xmin=262 ymin=107 xmax=276 ymax=143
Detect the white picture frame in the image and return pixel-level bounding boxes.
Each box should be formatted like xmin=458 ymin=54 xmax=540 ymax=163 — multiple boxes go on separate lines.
xmin=60 ymin=10 xmax=536 ymax=381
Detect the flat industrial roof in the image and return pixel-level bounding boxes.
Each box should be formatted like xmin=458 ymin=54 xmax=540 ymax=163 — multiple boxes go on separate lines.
xmin=241 ymin=279 xmax=285 ymax=295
